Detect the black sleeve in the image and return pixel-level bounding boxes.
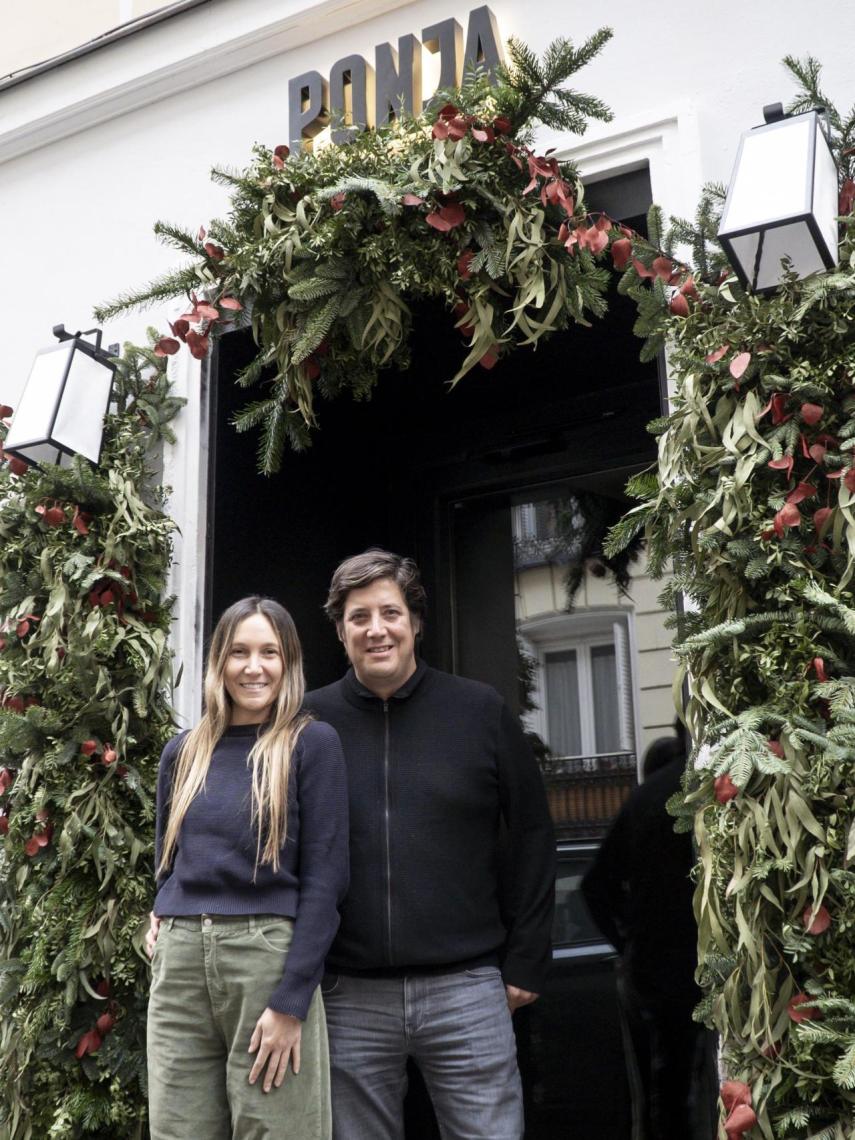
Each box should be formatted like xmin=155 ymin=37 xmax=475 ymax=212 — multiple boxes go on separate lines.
xmin=495 ymin=702 xmax=556 ymax=993
xmin=580 ymin=805 xmax=633 ymax=953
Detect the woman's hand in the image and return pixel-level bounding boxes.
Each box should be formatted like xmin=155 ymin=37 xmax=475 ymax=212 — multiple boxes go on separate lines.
xmin=248 ymin=1008 xmax=302 ymax=1092
xmin=145 ymin=912 xmax=161 ymax=958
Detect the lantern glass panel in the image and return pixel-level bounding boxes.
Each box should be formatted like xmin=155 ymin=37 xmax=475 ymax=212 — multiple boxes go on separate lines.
xmin=814 ymin=124 xmax=839 ymax=264
xmin=53 ymin=346 xmax=113 ymax=463
xmin=722 ymin=117 xmax=812 ymax=231
xmin=728 ymin=221 xmax=827 ymax=293
xmin=4 ymin=342 xmax=73 ymax=455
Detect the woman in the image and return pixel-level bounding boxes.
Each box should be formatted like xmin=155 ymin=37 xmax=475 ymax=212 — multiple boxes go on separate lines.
xmin=146 ymin=596 xmax=349 ymax=1140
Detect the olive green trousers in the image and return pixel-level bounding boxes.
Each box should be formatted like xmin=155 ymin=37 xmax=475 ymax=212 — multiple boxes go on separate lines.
xmin=147 ymin=915 xmax=331 ymax=1140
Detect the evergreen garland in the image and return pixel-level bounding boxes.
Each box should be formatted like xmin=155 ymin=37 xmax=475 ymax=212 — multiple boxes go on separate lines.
xmin=0 ymin=339 xmax=181 ymax=1137
xmin=94 ymin=34 xmax=618 ymax=475
xmin=606 ymin=57 xmax=855 ymax=1140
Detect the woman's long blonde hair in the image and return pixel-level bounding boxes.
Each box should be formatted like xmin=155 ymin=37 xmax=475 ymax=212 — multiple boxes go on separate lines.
xmin=158 ymin=596 xmax=310 ymax=878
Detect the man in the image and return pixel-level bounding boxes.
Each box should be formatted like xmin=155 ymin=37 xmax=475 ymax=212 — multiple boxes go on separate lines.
xmin=581 ymin=735 xmax=718 ymax=1139
xmin=305 ymin=549 xmax=555 ymax=1140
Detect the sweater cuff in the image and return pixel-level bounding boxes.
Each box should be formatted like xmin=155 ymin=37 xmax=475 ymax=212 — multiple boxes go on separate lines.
xmin=500 ymin=952 xmax=551 ymax=995
xmin=267 ymin=976 xmax=317 ymax=1021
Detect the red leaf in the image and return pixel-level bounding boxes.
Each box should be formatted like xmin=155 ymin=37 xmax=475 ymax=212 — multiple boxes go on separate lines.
xmin=8 ymin=457 xmax=28 ymax=476
xmin=479 ymin=347 xmax=500 ymax=370
xmin=194 ymin=303 xmax=219 ymax=321
xmin=431 ymin=120 xmax=449 ymax=139
xmin=0 ymin=815 xmax=8 ymax=836
xmin=777 ymin=502 xmax=801 ymax=528
xmin=768 ymin=455 xmax=794 ymax=479
xmin=402 ymin=193 xmax=423 ymax=207
xmin=43 ymin=507 xmax=65 ymax=527
xmin=16 ymin=621 xmax=29 ymax=638
xmin=81 ymin=740 xmax=98 ymax=756
xmin=492 ymin=116 xmax=512 ymax=135
xmin=730 ymin=352 xmax=751 ymax=379
xmin=24 ymin=835 xmax=40 ymax=857
xmin=471 ymin=126 xmax=495 ymax=143
xmin=788 ymin=993 xmax=821 ymax=1022
xmin=72 ymin=507 xmax=91 ymax=535
xmin=96 ymin=1012 xmax=115 ymax=1036
xmin=218 ymin=296 xmax=243 ymax=311
xmin=100 ymin=589 xmax=115 ymax=607
xmin=714 ymin=774 xmax=739 ymax=804
xmin=274 ymin=144 xmax=290 ymax=161
xmin=446 ymin=117 xmax=469 ymax=140
xmin=766 ymin=394 xmax=788 ymax=423
xmin=610 ymin=237 xmax=632 ymax=270
xmin=75 ymin=1029 xmax=102 ymax=1058
xmin=721 ymin=1081 xmax=752 ymax=1113
xmin=669 ymin=293 xmax=690 ymax=317
xmin=102 ymin=747 xmax=118 ymax=766
xmin=680 ymin=275 xmax=699 ymax=300
xmin=35 ymin=827 xmax=51 ymax=848
xmin=812 ymin=656 xmax=828 ymax=682
xmin=724 ymin=1103 xmax=758 ymax=1139
xmin=426 ymin=204 xmax=465 ymax=232
xmin=169 ymin=319 xmax=190 ymax=342
xmin=632 ymin=258 xmax=655 ymax=279
xmin=803 ymin=904 xmax=831 ymax=935
xmin=329 ymin=192 xmax=347 ymax=212
xmin=0 ymin=768 xmax=13 ymax=792
xmin=767 ymin=740 xmax=785 ymax=759
xmin=197 ymin=226 xmax=206 ymax=242
xmin=438 ymin=103 xmax=459 ymax=120
xmin=786 ymin=482 xmax=816 ymax=505
xmin=801 ymin=402 xmax=823 ymax=425
xmin=839 ymin=177 xmax=855 ymax=216
xmin=203 ymin=241 xmax=225 ymax=261
xmin=705 ymin=344 xmax=730 ymax=364
xmin=185 ymin=331 xmax=210 ymax=360
xmin=457 ymin=251 xmax=474 ymax=281
xmin=0 ymin=405 xmax=12 ymax=418
xmin=652 ymin=256 xmax=673 ymax=280
xmin=272 ymin=154 xmax=285 ymax=170
xmin=809 ymin=443 xmax=827 ymax=464
xmin=153 ymin=337 xmax=180 ymax=358
xmin=814 ymin=506 xmax=833 ymax=533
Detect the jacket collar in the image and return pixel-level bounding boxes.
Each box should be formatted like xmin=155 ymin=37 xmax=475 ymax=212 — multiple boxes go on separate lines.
xmin=342 ymin=658 xmax=429 ymax=705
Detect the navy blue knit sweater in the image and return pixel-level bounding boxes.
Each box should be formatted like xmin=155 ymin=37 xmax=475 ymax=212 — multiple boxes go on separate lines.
xmin=153 ymin=719 xmax=349 ymax=1019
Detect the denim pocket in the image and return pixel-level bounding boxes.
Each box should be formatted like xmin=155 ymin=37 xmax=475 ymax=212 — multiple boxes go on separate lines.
xmin=320 ymin=972 xmax=340 ymax=995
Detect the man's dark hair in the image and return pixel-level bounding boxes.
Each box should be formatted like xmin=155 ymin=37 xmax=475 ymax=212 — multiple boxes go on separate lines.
xmin=642 ymin=736 xmax=685 ymax=779
xmin=324 ymin=549 xmax=427 ymax=627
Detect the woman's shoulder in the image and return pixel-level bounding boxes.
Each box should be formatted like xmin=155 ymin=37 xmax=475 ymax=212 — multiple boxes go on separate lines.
xmin=298 ymin=717 xmax=343 ymax=754
xmin=159 ymin=729 xmax=190 ymax=767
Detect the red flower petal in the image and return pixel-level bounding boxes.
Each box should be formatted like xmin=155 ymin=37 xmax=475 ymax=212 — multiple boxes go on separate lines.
xmin=74 ymin=1029 xmax=102 ymax=1058
xmin=218 ymin=296 xmax=243 ymax=311
xmin=169 ymin=319 xmax=190 ymax=342
xmin=714 ymin=774 xmax=739 ymax=804
xmin=724 ymin=1103 xmax=758 ymax=1139
xmin=203 ymin=242 xmax=225 ymax=261
xmin=788 ymin=993 xmax=821 ymax=1022
xmin=154 ymin=337 xmax=181 ymax=358
xmin=730 ymin=352 xmax=751 ymax=379
xmin=652 ymin=256 xmax=673 ymax=280
xmin=777 ymin=502 xmax=801 ymax=528
xmin=402 ymin=193 xmax=423 ymax=207
xmin=814 ymin=506 xmax=833 ymax=533
xmin=632 ymin=258 xmax=655 ymax=279
xmin=96 ymin=1012 xmax=115 ymax=1036
xmin=330 ymin=192 xmax=347 ymax=212
xmin=786 ymin=482 xmax=816 ymax=505
xmin=274 ymin=144 xmax=290 ymax=161
xmin=803 ymin=904 xmax=831 ymax=935
xmin=81 ymin=740 xmax=98 ymax=756
xmin=680 ymin=276 xmax=699 ymax=300
xmin=721 ymin=1081 xmax=752 ymax=1113
xmin=705 ymin=344 xmax=730 ymax=364
xmin=471 ymin=126 xmax=495 ymax=143
xmin=457 ymin=251 xmax=474 ymax=280
xmin=102 ymin=748 xmax=118 ymax=766
xmin=767 ymin=740 xmax=785 ymax=759
xmin=801 ymin=402 xmax=823 ymax=425
xmin=446 ymin=117 xmax=469 ymax=140
xmin=0 ymin=405 xmax=12 ymax=418
xmin=812 ymin=656 xmax=828 ymax=682
xmin=610 ymin=237 xmax=632 ymax=270
xmin=8 ymin=457 xmax=28 ymax=476
xmin=185 ymin=331 xmax=210 ymax=360
xmin=431 ymin=120 xmax=450 ymax=140
xmin=670 ymin=293 xmax=690 ymax=317
xmin=194 ymin=303 xmax=220 ymax=322
xmin=492 ymin=116 xmax=512 ymax=135
xmin=438 ymin=103 xmax=459 ymax=120
xmin=768 ymin=456 xmax=794 ymax=479
xmin=24 ymin=835 xmax=40 ymax=857
xmin=479 ymin=347 xmax=500 ymax=370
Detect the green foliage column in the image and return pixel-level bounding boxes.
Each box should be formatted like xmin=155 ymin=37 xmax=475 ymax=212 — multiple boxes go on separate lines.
xmin=609 ymin=208 xmax=855 ymax=1136
xmin=0 ymin=343 xmax=182 ymax=1138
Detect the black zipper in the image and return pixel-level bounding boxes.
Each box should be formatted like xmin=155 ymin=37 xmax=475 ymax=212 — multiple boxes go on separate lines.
xmin=383 ymin=699 xmax=393 ymax=963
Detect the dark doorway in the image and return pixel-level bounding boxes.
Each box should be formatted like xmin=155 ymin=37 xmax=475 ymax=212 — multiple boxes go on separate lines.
xmin=207 ymin=204 xmax=659 ymax=687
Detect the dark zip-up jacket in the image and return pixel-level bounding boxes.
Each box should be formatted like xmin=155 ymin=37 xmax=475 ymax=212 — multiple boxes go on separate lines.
xmin=305 ymin=660 xmax=555 ymax=994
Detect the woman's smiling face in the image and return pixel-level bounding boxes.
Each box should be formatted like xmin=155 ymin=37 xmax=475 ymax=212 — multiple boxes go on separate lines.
xmin=223 ymin=612 xmax=284 ymax=725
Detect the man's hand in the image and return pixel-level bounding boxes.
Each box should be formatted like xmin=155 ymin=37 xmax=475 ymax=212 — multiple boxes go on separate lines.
xmin=145 ymin=912 xmax=161 ymax=959
xmin=248 ymin=1008 xmax=302 ymax=1092
xmin=505 ymin=984 xmax=539 ymax=1013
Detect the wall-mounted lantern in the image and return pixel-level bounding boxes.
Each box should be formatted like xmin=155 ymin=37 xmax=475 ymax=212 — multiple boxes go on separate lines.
xmin=718 ymin=104 xmax=838 ymax=293
xmin=4 ymin=326 xmax=118 ymax=469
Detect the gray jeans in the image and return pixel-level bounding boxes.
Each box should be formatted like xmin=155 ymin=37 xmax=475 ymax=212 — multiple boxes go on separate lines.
xmin=147 ymin=915 xmax=331 ymax=1140
xmin=322 ymin=966 xmax=523 ymax=1140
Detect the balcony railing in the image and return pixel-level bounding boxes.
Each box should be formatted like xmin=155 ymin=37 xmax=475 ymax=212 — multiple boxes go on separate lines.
xmin=541 ymin=751 xmax=638 ymax=839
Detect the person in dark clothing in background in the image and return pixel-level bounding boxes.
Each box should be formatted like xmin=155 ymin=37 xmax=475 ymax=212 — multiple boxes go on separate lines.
xmin=305 ymin=549 xmax=555 ymax=1140
xmin=581 ymin=733 xmax=717 ymax=1140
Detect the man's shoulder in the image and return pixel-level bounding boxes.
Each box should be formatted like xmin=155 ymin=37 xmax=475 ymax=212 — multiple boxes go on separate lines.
xmin=304 ymin=677 xmax=348 ymax=710
xmin=422 ymin=667 xmax=503 ymax=710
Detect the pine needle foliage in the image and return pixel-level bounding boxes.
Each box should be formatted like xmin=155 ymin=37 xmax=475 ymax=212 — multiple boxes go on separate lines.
xmin=95 ymin=35 xmax=618 ymax=475
xmin=607 ymin=57 xmax=855 ymax=1138
xmin=0 ymin=337 xmax=180 ymax=1137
